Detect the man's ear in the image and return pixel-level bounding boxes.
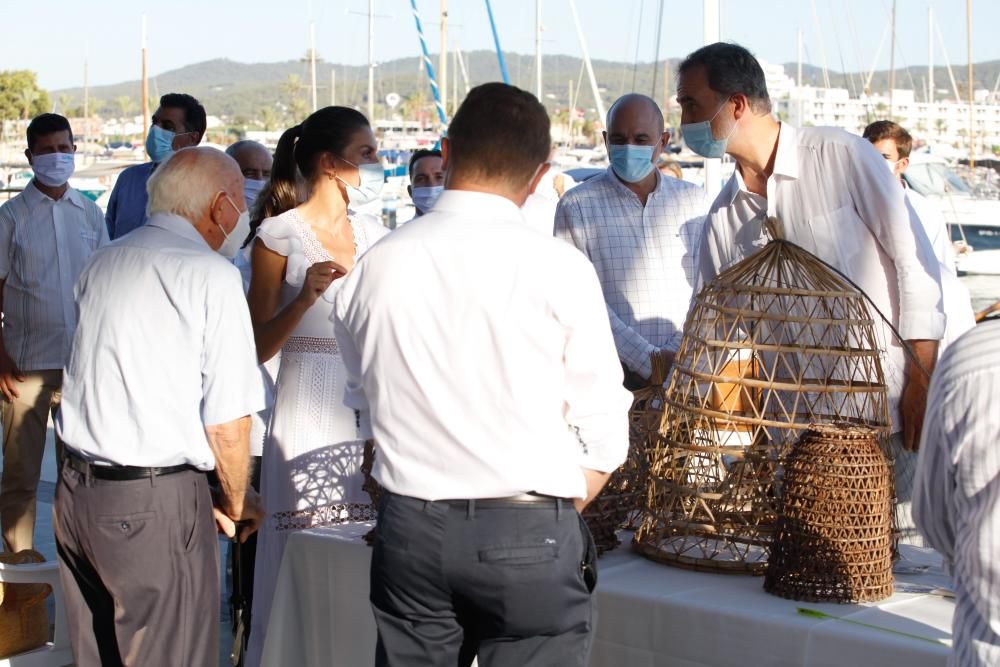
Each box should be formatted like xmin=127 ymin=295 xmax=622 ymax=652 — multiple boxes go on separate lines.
xmin=23 ymin=148 xmax=32 ymax=165
xmin=529 ymin=162 xmax=551 ymax=195
xmin=897 ymin=156 xmax=910 ymax=175
xmin=407 ymin=184 xmax=413 ymax=197
xmin=440 ymin=137 xmax=450 ymax=171
xmin=732 ymin=94 xmax=750 ymax=120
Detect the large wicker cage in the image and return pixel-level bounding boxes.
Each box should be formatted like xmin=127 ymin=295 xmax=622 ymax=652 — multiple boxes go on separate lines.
xmin=633 ymin=235 xmax=893 ymax=574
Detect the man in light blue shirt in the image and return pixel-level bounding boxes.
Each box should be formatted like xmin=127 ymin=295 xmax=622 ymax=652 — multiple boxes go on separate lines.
xmin=105 ymin=93 xmax=205 ymax=239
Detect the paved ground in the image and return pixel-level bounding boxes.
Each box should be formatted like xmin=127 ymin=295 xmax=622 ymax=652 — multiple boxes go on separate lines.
xmin=1 ymin=421 xmax=235 ymax=666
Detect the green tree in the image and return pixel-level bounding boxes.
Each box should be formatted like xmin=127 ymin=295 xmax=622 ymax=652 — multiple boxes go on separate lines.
xmin=258 ymin=106 xmax=278 ymax=131
xmin=114 ymin=96 xmax=134 ymax=119
xmin=0 ymin=70 xmax=49 ymax=122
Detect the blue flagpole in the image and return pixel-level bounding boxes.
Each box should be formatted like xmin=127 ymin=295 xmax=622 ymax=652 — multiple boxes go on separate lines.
xmin=409 ymin=0 xmax=448 ymax=126
xmin=484 ymin=0 xmax=510 ymax=84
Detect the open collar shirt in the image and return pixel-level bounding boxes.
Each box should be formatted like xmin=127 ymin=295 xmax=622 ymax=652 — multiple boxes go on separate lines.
xmin=332 ymin=190 xmax=632 ymax=501
xmin=0 ymin=181 xmax=108 ymax=371
xmin=57 ymin=212 xmax=264 ymax=469
xmin=698 ymin=124 xmax=945 ymax=430
xmin=555 ymin=169 xmax=708 ymax=379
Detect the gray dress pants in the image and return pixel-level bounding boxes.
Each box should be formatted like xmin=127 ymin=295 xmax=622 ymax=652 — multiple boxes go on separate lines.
xmin=370 ymin=492 xmax=598 ymax=667
xmin=54 ymin=464 xmax=219 ymax=667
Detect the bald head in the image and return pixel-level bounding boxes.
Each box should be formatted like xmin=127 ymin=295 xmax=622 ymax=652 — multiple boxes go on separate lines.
xmin=226 ymin=140 xmax=273 ymax=181
xmin=606 ymin=94 xmax=665 ymax=136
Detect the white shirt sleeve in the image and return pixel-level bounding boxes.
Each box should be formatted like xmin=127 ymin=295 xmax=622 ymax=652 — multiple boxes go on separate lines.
xmin=201 ymin=265 xmax=266 ymax=425
xmin=560 ymin=257 xmax=632 ymax=473
xmin=0 ymin=202 xmax=15 ymax=281
xmin=849 ymin=141 xmax=945 ymax=341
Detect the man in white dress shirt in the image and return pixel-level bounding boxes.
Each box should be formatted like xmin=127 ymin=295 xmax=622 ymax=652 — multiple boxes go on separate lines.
xmin=54 ymin=147 xmax=265 ymax=666
xmin=863 ymin=120 xmax=975 ymax=351
xmin=333 ymin=83 xmax=632 ymax=667
xmin=914 ymin=320 xmax=1000 ymax=667
xmin=678 ymin=43 xmax=944 ymax=543
xmin=0 ymin=113 xmax=108 ymax=553
xmin=555 ymin=94 xmax=707 ymax=389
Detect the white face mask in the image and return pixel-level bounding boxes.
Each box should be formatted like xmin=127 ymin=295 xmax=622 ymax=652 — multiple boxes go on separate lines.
xmin=31 ymin=152 xmax=75 ymax=187
xmin=336 ymin=157 xmax=384 ymax=207
xmin=217 ymin=194 xmax=251 ymax=259
xmin=885 ymin=158 xmax=899 ymax=175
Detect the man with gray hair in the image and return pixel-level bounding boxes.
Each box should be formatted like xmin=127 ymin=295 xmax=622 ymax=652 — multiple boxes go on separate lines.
xmin=226 ymin=139 xmax=273 ymax=210
xmin=54 ymin=146 xmax=265 ymax=666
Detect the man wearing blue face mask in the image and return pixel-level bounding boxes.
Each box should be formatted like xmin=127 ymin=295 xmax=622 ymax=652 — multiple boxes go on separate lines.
xmin=0 ymin=113 xmax=108 ymax=554
xmin=105 ymin=92 xmax=206 ymax=240
xmin=555 ymin=94 xmax=708 ymax=389
xmin=681 ymin=43 xmax=944 ymax=544
xmin=407 ymin=148 xmax=445 ymax=217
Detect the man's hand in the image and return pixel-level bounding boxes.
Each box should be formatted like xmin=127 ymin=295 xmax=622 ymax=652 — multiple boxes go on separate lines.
xmin=213 ymin=488 xmax=264 ymax=543
xmin=0 ymin=349 xmax=24 ymax=401
xmin=900 ymin=339 xmax=939 ymax=452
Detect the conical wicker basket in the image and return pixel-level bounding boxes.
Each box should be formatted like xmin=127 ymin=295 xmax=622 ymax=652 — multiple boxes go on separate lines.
xmin=763 ymin=423 xmax=894 ymax=603
xmin=633 ymin=237 xmax=893 ymax=574
xmin=584 ymin=353 xmax=670 ymax=554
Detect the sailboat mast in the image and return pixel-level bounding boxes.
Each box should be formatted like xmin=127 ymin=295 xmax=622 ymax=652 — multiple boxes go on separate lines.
xmin=440 ymin=1 xmax=447 ymax=116
xmin=928 ymin=6 xmax=934 ymax=103
xmin=368 ymin=0 xmax=375 ymax=120
xmin=967 ymin=0 xmax=974 ymax=168
xmin=703 ymin=0 xmax=721 ymax=201
xmin=567 ymin=0 xmax=606 ymax=125
xmin=141 ymin=15 xmax=149 ymax=154
xmin=651 ymin=0 xmax=665 ymax=100
xmin=310 ymin=21 xmax=318 ymax=112
xmin=83 ymin=60 xmax=90 ymax=142
xmin=889 ymin=0 xmax=896 ymax=115
xmin=536 ymin=0 xmax=543 ymax=100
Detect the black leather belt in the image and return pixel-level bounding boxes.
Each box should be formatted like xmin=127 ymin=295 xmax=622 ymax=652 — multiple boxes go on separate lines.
xmin=64 ymin=450 xmax=200 ymax=481
xmin=441 ymin=493 xmax=570 ymax=508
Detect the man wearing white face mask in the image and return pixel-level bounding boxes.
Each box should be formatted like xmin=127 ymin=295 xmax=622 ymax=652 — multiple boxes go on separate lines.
xmin=54 ymin=146 xmax=264 ymax=666
xmin=105 ymin=92 xmax=206 ymax=240
xmin=863 ymin=120 xmax=975 ymax=354
xmin=555 ymin=93 xmax=708 ymax=389
xmin=0 ymin=113 xmax=108 ymax=554
xmin=680 ymin=43 xmax=944 ymax=544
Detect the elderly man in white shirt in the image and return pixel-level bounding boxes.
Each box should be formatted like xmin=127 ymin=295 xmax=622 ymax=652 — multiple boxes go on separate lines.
xmin=54 ymin=147 xmax=265 ymax=667
xmin=677 ymin=43 xmax=944 ymax=544
xmin=0 ymin=113 xmax=108 ymax=554
xmin=864 ymin=120 xmax=976 ymax=351
xmin=914 ymin=320 xmax=1000 ymax=667
xmin=333 ymin=83 xmax=631 ymax=667
xmin=555 ymin=94 xmax=707 ymax=389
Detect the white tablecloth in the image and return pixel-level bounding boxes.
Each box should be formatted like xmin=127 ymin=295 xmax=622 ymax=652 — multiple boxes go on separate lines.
xmin=261 ymin=523 xmax=953 ymax=667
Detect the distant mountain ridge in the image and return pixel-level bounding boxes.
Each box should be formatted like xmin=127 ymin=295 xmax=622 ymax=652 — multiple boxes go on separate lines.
xmin=51 ymin=52 xmax=1000 ymax=122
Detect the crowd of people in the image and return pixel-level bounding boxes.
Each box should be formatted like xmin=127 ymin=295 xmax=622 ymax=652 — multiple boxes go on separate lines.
xmin=0 ymin=41 xmax=995 ymax=667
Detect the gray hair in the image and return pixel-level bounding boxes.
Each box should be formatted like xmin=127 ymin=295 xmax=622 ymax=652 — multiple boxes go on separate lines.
xmin=146 ymin=147 xmax=238 ymax=221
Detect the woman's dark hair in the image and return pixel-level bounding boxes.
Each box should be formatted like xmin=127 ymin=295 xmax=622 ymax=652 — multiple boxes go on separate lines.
xmin=263 ymin=106 xmax=371 ymax=222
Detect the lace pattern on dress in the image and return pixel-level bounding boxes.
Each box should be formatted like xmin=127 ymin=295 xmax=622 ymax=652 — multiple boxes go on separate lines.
xmin=272 ymin=502 xmax=376 ymax=531
xmin=284 ymin=335 xmax=339 ymax=356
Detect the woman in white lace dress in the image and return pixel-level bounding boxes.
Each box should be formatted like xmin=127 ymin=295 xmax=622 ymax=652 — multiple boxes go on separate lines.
xmin=243 ymin=107 xmax=389 ymax=666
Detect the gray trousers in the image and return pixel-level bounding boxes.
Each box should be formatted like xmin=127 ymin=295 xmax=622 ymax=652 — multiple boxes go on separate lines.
xmin=371 ymin=492 xmax=598 ymax=667
xmin=54 ymin=464 xmax=219 ymax=667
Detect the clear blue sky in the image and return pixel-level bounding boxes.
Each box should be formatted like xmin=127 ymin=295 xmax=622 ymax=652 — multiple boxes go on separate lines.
xmin=3 ymin=0 xmax=998 ymax=91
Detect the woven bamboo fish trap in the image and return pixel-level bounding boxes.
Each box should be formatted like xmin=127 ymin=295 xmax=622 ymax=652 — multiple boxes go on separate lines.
xmin=584 ymin=353 xmax=670 ymax=554
xmin=633 ymin=233 xmax=893 ymax=574
xmin=764 ymin=424 xmax=894 ymax=603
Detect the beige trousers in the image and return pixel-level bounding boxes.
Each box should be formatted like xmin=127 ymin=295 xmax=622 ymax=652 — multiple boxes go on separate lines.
xmin=0 ymin=369 xmax=63 ymax=552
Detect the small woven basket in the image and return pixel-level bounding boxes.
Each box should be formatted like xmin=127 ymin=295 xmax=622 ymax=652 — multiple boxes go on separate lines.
xmin=763 ymin=424 xmax=894 ymax=603
xmin=584 ymin=353 xmax=669 ymax=554
xmin=0 ymin=550 xmax=51 ymax=658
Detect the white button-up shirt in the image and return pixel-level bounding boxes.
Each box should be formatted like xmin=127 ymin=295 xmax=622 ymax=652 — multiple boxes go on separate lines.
xmin=698 ymin=125 xmax=945 ymax=429
xmin=332 ymin=190 xmax=632 ymax=501
xmin=0 ymin=182 xmax=108 ymax=371
xmin=914 ymin=321 xmax=1000 ymax=667
xmin=555 ymin=169 xmax=707 ymax=379
xmin=57 ymin=213 xmax=265 ymax=469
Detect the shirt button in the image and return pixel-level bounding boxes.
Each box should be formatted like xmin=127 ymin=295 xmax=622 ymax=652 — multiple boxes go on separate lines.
xmin=120 ymin=521 xmax=130 ymax=532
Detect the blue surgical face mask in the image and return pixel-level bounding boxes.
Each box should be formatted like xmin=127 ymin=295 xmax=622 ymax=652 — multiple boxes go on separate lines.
xmin=243 ymin=178 xmax=266 ymax=208
xmin=680 ymin=102 xmax=738 ymax=159
xmin=608 ymin=144 xmax=656 ymax=183
xmin=145 ymin=124 xmax=176 ymax=163
xmin=411 ymin=185 xmax=443 ymax=213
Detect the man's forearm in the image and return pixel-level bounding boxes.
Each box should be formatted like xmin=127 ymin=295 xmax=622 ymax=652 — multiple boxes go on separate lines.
xmin=204 ymin=416 xmax=251 ymax=517
xmin=906 ymin=339 xmax=939 ymax=387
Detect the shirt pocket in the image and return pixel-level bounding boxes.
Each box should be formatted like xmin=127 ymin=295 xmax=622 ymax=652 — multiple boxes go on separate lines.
xmin=79 ymin=228 xmax=100 ymax=250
